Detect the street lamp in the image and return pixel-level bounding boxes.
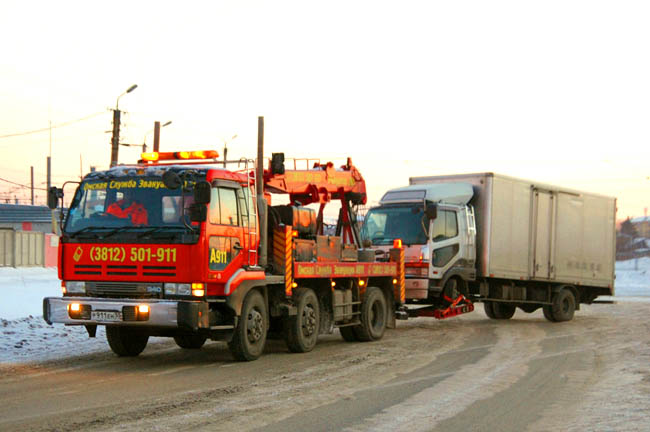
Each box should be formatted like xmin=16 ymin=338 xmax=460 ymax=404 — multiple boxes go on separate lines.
xmin=110 ymin=84 xmax=138 ymax=167
xmin=222 ymin=134 xmax=238 ymax=167
xmin=116 ymin=84 xmax=138 ymax=110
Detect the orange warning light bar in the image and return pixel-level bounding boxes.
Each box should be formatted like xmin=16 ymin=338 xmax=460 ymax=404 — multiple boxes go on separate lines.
xmin=393 ymin=238 xmax=403 ymax=249
xmin=141 ymin=150 xmax=219 ymax=162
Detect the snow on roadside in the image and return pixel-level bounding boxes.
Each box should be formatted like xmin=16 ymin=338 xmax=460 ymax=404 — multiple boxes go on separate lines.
xmin=0 ymin=260 xmax=649 ymax=366
xmin=0 ymin=267 xmax=60 ymax=320
xmin=614 ymin=257 xmax=650 ymax=297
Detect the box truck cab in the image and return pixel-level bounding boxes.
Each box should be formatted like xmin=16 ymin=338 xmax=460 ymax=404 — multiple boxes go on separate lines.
xmin=363 ymin=173 xmax=616 ymax=322
xmin=362 ymin=183 xmax=477 ymax=303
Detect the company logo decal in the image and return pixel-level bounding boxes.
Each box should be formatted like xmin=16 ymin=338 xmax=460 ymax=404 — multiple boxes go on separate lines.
xmin=73 ymin=246 xmax=84 ymax=262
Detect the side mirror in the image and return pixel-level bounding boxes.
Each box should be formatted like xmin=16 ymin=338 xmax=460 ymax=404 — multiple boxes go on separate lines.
xmin=162 ymin=170 xmax=182 ymax=190
xmin=271 ymin=153 xmax=285 ymax=175
xmin=193 ymin=181 xmax=211 ymax=205
xmin=425 ymin=202 xmax=438 ymax=220
xmin=47 ymin=187 xmax=62 ymax=210
xmin=188 ymin=203 xmax=207 ymax=222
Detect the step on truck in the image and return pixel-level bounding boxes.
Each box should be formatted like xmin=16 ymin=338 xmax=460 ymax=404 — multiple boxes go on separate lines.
xmin=43 ymin=118 xmax=405 ymax=361
xmin=361 ymin=172 xmax=616 ymax=321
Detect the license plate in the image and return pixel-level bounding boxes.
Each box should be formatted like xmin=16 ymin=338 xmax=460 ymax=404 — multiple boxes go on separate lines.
xmin=91 ymin=310 xmax=122 ymax=322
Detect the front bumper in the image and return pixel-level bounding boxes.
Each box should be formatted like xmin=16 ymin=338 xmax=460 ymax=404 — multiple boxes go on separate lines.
xmin=43 ymin=297 xmax=209 ymax=330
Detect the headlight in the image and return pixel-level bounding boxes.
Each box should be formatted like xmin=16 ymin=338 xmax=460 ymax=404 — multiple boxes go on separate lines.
xmin=65 ymin=281 xmax=86 ymax=294
xmin=164 ymin=283 xmax=191 ymax=296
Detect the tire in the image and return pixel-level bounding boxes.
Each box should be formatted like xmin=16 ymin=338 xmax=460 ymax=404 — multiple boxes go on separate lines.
xmin=542 ymin=305 xmax=556 ymax=322
xmin=354 ymin=287 xmax=387 ymax=342
xmin=550 ymin=288 xmax=576 ymax=322
xmin=492 ymin=302 xmax=516 ymax=320
xmin=284 ymin=288 xmax=320 ymax=353
xmin=106 ymin=326 xmax=149 ymax=357
xmin=484 ymin=301 xmax=497 ymax=319
xmin=339 ymin=326 xmax=358 ymax=342
xmin=228 ymin=290 xmax=267 ymax=361
xmin=442 ymin=278 xmax=464 ymax=306
xmin=174 ymin=334 xmax=207 ymax=349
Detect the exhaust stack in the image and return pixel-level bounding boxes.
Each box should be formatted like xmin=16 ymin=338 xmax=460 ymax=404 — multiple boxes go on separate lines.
xmin=256 ymin=116 xmax=268 ymax=268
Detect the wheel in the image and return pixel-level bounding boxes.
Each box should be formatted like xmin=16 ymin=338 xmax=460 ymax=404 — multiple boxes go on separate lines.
xmin=442 ymin=278 xmax=467 ymax=306
xmin=106 ymin=326 xmax=149 ymax=357
xmin=284 ymin=288 xmax=320 ymax=353
xmin=484 ymin=301 xmax=497 ymax=319
xmin=174 ymin=334 xmax=207 ymax=349
xmin=339 ymin=326 xmax=358 ymax=342
xmin=354 ymin=287 xmax=387 ymax=342
xmin=550 ymin=288 xmax=576 ymax=322
xmin=228 ymin=290 xmax=267 ymax=361
xmin=492 ymin=302 xmax=516 ymax=319
xmin=542 ymin=305 xmax=556 ymax=322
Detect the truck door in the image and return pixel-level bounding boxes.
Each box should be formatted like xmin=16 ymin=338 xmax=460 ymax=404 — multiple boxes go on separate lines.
xmin=430 ymin=209 xmax=460 ymax=277
xmin=533 ymin=190 xmax=556 ymax=279
xmin=206 ymin=182 xmax=246 ymax=283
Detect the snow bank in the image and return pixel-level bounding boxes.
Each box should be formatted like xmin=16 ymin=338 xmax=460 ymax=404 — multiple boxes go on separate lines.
xmin=615 ymin=257 xmax=650 ymax=297
xmin=0 ymin=267 xmax=60 ymax=320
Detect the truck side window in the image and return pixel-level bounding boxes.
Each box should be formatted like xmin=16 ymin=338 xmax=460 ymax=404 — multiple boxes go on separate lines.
xmin=431 ymin=210 xmax=458 ymax=242
xmin=209 ymin=187 xmax=240 ymax=226
xmin=237 ymin=187 xmax=250 ymax=228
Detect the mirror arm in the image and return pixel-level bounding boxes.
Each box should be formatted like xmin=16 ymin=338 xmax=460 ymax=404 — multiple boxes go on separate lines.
xmin=179 ymin=172 xmax=197 ymax=232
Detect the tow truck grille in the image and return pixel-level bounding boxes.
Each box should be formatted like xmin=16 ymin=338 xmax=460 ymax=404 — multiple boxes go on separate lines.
xmin=74 ymin=264 xmax=177 ymax=278
xmin=86 ymin=282 xmax=162 ymax=299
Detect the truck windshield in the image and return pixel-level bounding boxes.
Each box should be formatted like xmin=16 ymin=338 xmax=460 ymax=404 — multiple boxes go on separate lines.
xmin=64 ymin=177 xmax=191 ymax=234
xmin=361 ymin=206 xmax=428 ymax=246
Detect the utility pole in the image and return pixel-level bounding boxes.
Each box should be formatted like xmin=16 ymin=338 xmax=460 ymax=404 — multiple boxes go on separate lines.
xmin=30 ymin=166 xmax=34 ymax=205
xmin=153 ymin=121 xmax=161 ymax=152
xmin=110 ymin=108 xmax=121 ymax=167
xmin=46 ymin=156 xmax=51 ymax=199
xmin=110 ymin=84 xmax=138 ymax=167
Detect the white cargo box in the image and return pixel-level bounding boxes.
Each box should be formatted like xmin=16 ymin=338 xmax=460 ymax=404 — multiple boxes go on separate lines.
xmin=410 ymin=173 xmax=616 ymax=293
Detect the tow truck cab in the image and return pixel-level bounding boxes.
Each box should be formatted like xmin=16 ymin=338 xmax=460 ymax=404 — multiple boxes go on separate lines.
xmin=44 ymin=157 xmax=260 ymax=347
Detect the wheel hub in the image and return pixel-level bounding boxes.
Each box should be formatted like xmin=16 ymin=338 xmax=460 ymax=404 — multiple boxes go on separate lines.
xmin=302 ymin=305 xmax=317 ymax=337
xmin=247 ymin=309 xmax=264 ymax=343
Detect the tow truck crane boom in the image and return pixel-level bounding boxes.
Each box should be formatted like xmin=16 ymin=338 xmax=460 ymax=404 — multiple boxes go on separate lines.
xmin=263 ymin=154 xmax=366 ymax=246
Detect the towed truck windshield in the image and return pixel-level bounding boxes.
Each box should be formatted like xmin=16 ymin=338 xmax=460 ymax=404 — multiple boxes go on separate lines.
xmin=361 ymin=206 xmax=428 ymax=246
xmin=64 ymin=176 xmax=195 ymax=237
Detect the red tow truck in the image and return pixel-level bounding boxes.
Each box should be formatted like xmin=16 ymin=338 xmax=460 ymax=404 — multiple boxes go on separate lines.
xmin=43 ymin=123 xmax=408 ymax=361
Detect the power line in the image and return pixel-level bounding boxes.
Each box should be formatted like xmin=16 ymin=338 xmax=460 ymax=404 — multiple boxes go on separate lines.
xmin=0 ymin=176 xmax=47 ymax=191
xmin=0 ymin=110 xmax=107 ymax=140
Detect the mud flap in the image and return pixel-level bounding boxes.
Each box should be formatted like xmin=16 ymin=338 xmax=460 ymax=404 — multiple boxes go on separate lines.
xmin=177 ymin=302 xmax=210 ymax=331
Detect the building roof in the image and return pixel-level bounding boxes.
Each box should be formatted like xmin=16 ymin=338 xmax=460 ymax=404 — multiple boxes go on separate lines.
xmin=630 ymin=216 xmax=649 ymax=224
xmin=0 ymin=204 xmax=52 ymax=223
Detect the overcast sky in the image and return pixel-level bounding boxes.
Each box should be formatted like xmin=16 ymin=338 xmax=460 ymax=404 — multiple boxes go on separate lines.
xmin=0 ymin=0 xmax=648 ymax=218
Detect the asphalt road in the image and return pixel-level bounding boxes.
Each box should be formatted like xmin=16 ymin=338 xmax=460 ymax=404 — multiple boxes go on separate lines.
xmin=1 ymin=301 xmax=647 ymax=432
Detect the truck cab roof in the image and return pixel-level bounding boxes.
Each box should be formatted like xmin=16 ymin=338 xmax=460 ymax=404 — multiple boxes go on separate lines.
xmin=379 ymin=182 xmax=474 ymax=206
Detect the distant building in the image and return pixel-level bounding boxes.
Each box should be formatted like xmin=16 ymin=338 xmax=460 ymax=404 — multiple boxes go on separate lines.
xmin=0 ymin=204 xmax=54 ymax=233
xmin=630 ymin=216 xmax=650 ymax=238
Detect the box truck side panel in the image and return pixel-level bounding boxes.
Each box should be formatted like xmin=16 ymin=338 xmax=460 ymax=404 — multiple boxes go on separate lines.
xmin=555 ymin=193 xmax=584 ymax=282
xmin=554 ymin=193 xmax=615 ymax=291
xmin=532 ymin=190 xmax=555 ymax=280
xmin=582 ymin=194 xmax=616 ymax=289
xmin=487 ymin=175 xmax=531 ymax=279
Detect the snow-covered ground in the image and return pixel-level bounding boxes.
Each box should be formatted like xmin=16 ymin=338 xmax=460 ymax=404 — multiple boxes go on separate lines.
xmin=1 ymin=259 xmax=649 ymax=365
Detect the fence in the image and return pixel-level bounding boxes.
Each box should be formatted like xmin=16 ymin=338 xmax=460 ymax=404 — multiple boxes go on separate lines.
xmin=0 ymin=229 xmax=58 ymax=267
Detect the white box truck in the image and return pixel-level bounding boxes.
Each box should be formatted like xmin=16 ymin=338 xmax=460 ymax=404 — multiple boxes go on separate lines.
xmin=362 ymin=173 xmax=616 ymax=322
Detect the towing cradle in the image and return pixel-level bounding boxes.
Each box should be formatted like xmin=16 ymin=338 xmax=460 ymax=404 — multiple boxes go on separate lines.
xmin=406 ymin=294 xmax=474 ymax=320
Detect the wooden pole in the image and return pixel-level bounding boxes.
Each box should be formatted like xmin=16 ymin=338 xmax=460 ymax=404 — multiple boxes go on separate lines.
xmin=153 ymin=121 xmax=161 ymax=152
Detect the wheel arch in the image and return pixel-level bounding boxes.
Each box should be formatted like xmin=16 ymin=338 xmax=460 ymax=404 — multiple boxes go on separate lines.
xmin=226 ymin=280 xmax=268 ymax=316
